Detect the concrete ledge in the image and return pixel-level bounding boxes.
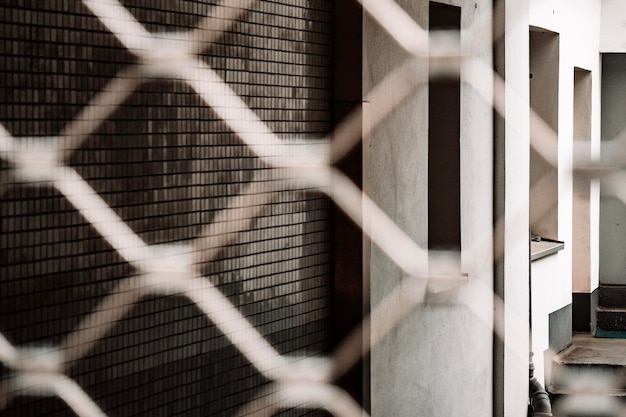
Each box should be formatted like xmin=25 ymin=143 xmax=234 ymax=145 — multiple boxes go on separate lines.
xmin=531 ymin=239 xmax=565 ymax=261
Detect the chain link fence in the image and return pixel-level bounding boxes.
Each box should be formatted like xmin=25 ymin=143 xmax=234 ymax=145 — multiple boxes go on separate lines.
xmin=0 ymin=0 xmax=624 ymax=416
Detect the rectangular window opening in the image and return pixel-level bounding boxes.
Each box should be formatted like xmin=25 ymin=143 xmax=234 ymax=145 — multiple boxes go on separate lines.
xmin=529 ymin=28 xmax=560 ymax=241
xmin=428 ymin=2 xmax=461 ymax=255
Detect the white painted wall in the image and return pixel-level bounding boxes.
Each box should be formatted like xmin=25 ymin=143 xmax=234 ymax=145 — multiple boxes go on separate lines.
xmin=364 ymin=0 xmax=494 ymax=416
xmin=601 ymin=0 xmax=626 ymax=52
xmin=531 ymin=253 xmax=570 ymax=387
xmin=364 ymin=1 xmax=603 ymax=415
xmin=528 ymin=0 xmax=601 ymax=295
xmin=501 ymin=1 xmax=531 ymax=416
xmin=530 ymin=0 xmax=601 ymax=293
xmin=526 ymin=0 xmax=602 ymax=390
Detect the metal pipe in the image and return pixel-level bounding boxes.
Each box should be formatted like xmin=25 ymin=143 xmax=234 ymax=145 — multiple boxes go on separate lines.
xmin=529 ymin=376 xmax=553 ymax=417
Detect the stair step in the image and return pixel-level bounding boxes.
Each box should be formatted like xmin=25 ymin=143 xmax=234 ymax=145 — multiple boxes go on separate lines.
xmin=598 ymin=285 xmax=626 ymax=309
xmin=549 ymin=392 xmax=626 ymax=417
xmin=552 ymin=333 xmax=626 ymax=366
xmin=550 ymin=361 xmax=626 ymax=392
xmin=595 ymin=327 xmax=626 ymax=338
xmin=549 ymin=334 xmax=626 ymax=416
xmin=550 ymin=334 xmax=626 ymax=390
xmin=597 ymin=306 xmax=626 ymax=332
xmin=548 ymin=385 xmax=626 ymax=396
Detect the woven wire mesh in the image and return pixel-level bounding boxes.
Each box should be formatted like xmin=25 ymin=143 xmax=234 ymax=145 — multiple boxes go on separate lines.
xmin=0 ymin=0 xmax=623 ymax=416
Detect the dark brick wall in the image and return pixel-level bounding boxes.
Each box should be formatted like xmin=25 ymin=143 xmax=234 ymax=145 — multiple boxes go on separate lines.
xmin=0 ymin=1 xmax=333 ymax=416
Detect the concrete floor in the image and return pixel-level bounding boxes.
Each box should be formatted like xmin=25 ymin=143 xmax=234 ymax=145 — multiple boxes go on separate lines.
xmin=556 ymin=333 xmax=626 ymax=366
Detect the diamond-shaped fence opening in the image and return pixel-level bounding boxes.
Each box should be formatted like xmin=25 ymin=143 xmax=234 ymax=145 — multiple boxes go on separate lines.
xmin=67 ymin=78 xmax=264 ymax=246
xmin=0 ymin=1 xmax=133 ymax=138
xmin=0 ymin=185 xmax=129 ymax=346
xmin=67 ymin=295 xmax=268 ymax=417
xmin=118 ymin=0 xmax=219 ymax=33
xmin=3 ymin=395 xmax=77 ymax=417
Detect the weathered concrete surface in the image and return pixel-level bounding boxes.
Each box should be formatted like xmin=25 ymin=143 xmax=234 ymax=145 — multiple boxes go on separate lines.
xmin=557 ymin=333 xmax=626 ymax=366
